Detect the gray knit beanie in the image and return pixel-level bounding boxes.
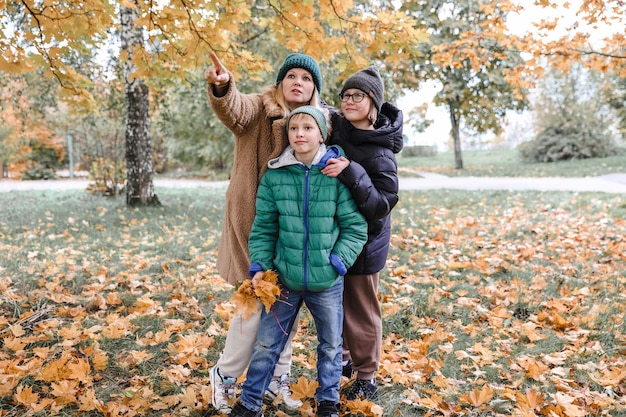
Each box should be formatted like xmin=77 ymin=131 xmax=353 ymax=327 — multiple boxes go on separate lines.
xmin=276 ymin=53 xmax=323 ymax=93
xmin=286 ymin=106 xmax=328 ymax=140
xmin=340 ymin=65 xmax=384 ymax=112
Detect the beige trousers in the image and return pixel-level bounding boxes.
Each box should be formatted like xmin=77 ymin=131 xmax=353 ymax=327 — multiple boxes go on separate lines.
xmin=217 ymin=301 xmax=298 ymax=378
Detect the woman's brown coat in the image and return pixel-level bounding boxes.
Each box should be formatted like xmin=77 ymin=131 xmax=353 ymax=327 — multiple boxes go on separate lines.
xmin=208 ymin=78 xmax=289 ymax=284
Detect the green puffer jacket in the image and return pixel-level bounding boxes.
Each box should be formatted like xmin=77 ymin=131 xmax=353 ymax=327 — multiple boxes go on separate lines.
xmin=249 ymin=144 xmax=368 ymax=292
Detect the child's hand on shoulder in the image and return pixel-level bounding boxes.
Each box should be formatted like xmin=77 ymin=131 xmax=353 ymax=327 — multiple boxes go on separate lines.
xmin=322 ymin=156 xmax=350 ymax=177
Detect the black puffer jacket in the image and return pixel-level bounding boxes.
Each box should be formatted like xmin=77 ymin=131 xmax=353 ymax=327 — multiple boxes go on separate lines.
xmin=328 ymin=102 xmax=404 ymax=274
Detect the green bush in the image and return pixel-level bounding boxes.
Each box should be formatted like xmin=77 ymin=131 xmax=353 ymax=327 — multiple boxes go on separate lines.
xmin=20 ymin=139 xmax=63 ymax=180
xmin=401 ymin=145 xmax=437 ymax=157
xmin=21 ymin=164 xmax=56 ymax=180
xmin=517 ymin=63 xmax=623 ymax=163
xmin=518 ymin=123 xmax=618 ymax=162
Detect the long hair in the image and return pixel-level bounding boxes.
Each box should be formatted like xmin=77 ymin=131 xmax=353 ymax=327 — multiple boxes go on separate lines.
xmin=264 ymin=83 xmax=322 ymax=119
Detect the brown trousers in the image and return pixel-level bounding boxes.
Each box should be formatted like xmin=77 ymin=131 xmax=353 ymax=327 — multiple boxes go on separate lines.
xmin=342 ymin=272 xmax=382 ymax=380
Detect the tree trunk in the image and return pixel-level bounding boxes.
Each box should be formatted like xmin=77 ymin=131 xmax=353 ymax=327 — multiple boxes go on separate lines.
xmin=120 ymin=3 xmax=160 ymax=207
xmin=448 ymin=99 xmax=464 ymax=170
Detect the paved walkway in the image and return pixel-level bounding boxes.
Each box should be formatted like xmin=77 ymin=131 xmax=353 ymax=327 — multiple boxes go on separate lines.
xmin=398 ymin=172 xmax=626 ymax=193
xmin=1 ymin=173 xmax=625 ymax=193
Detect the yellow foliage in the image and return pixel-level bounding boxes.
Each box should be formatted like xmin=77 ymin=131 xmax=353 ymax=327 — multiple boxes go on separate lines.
xmin=230 ymin=270 xmax=281 ymax=319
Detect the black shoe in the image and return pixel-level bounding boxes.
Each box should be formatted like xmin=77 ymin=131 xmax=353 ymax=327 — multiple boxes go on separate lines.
xmin=342 ymin=360 xmax=354 ymax=378
xmin=343 ymin=378 xmax=378 ymax=400
xmin=317 ymin=400 xmax=339 ymax=417
xmin=229 ymin=402 xmax=263 ymax=417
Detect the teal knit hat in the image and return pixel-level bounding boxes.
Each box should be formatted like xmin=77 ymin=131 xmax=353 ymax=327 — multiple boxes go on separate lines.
xmin=286 ymin=106 xmax=328 ymax=140
xmin=276 ymin=53 xmax=322 ymax=93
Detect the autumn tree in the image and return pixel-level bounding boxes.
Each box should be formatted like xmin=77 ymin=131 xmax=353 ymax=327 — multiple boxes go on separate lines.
xmin=1 ymin=0 xmax=424 ymax=205
xmin=0 ymin=74 xmax=66 ymax=179
xmin=519 ymin=0 xmax=626 ymax=79
xmin=397 ymin=0 xmax=527 ymax=169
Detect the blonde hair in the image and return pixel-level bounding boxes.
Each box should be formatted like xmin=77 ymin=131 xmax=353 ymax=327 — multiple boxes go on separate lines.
xmin=265 ymin=83 xmax=323 ymax=119
xmin=367 ymin=97 xmax=378 ymax=126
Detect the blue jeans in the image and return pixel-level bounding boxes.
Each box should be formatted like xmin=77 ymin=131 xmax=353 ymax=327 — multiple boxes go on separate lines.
xmin=239 ymin=278 xmax=344 ymax=411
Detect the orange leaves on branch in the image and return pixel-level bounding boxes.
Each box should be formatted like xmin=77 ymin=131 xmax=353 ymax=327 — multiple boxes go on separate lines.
xmin=230 ymin=270 xmax=281 ymax=319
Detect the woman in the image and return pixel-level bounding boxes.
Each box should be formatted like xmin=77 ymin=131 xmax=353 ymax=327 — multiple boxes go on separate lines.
xmin=322 ymin=65 xmax=404 ymax=401
xmin=204 ymin=51 xmax=323 ymax=413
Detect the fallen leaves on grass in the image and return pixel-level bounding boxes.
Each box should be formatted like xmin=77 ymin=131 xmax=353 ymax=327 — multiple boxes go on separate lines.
xmin=0 ymin=191 xmax=625 ymax=416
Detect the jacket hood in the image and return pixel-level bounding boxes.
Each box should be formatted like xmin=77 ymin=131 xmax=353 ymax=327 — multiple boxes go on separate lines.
xmin=267 ymin=144 xmax=342 ymax=169
xmin=334 ymin=102 xmax=404 ymax=154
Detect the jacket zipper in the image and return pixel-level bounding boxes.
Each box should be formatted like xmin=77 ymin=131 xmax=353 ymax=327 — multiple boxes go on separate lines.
xmin=303 ymin=167 xmax=310 ymax=291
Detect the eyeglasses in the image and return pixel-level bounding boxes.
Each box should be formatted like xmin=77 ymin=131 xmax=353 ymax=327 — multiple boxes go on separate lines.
xmin=340 ymin=92 xmax=367 ymax=103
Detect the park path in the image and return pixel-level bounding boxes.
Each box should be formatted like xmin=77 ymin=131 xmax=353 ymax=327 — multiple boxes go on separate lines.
xmin=1 ymin=173 xmax=625 ymax=193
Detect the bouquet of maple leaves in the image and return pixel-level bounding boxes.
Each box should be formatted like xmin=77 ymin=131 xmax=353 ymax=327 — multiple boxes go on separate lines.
xmin=230 ymin=270 xmax=282 ymax=319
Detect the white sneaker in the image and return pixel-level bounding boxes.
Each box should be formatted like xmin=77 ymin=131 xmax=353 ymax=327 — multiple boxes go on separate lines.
xmin=210 ymin=365 xmax=237 ymax=413
xmin=265 ymin=374 xmax=303 ymax=410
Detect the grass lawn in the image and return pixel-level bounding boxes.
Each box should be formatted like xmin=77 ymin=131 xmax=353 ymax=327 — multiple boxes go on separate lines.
xmin=398 ymin=148 xmax=626 ymax=178
xmin=0 ymin=187 xmax=624 ymax=416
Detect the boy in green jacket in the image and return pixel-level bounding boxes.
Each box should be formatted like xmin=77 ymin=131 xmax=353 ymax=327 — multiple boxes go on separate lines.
xmin=228 ymin=106 xmax=368 ymax=417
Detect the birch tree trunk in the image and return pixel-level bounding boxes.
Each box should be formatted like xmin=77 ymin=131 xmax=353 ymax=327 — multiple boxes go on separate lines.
xmin=120 ymin=3 xmax=160 ymax=207
xmin=448 ymin=99 xmax=464 ymax=170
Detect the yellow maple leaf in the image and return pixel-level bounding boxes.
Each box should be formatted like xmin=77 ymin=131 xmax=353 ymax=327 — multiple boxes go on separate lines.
xmin=67 ymin=357 xmax=91 ymax=381
xmin=3 ymin=336 xmax=27 ymax=351
xmin=178 ymin=385 xmax=197 ymax=408
xmin=554 ymin=392 xmax=587 ymax=417
xmin=39 ymin=357 xmax=69 ymax=382
xmin=517 ymin=356 xmax=549 ymax=380
xmin=92 ymin=350 xmax=109 ymax=371
xmin=31 ymin=398 xmax=54 ymax=413
xmin=78 ymin=389 xmax=101 ymax=411
xmin=32 ymin=346 xmax=52 ymax=359
xmin=50 ymin=379 xmax=79 ymax=403
xmin=525 ymin=388 xmax=544 ymax=410
xmin=298 ymin=401 xmax=316 ymax=417
xmin=10 ymin=324 xmax=26 ymax=337
xmin=14 ymin=385 xmax=39 ymax=406
xmin=344 ymin=398 xmax=382 ymax=416
xmin=459 ymin=384 xmax=493 ymax=407
xmin=255 ymin=279 xmax=281 ymax=313
xmin=230 ymin=280 xmax=259 ymax=319
xmin=290 ymin=376 xmax=318 ymax=401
